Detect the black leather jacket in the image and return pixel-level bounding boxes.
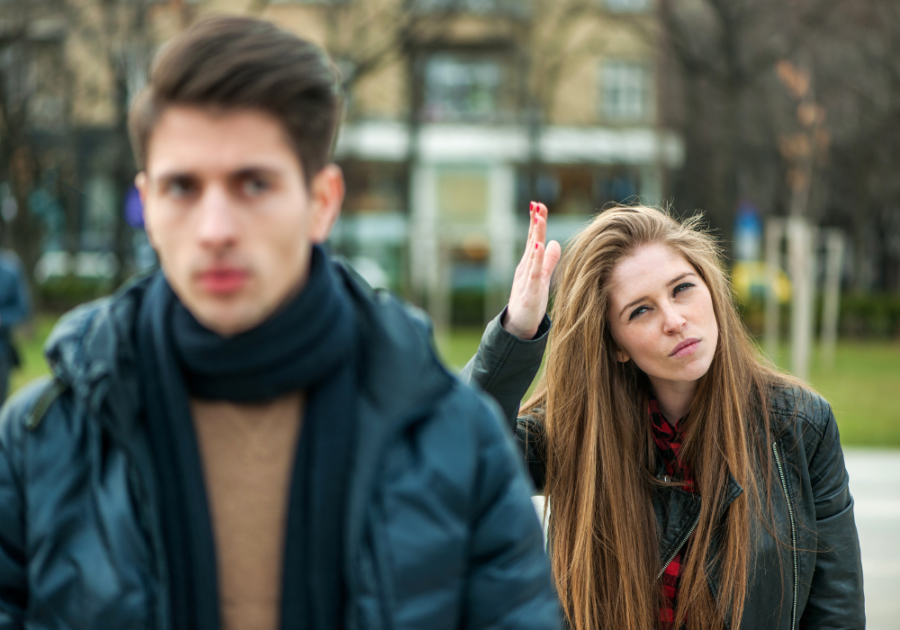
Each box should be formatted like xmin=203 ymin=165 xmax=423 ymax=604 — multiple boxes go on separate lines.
xmin=461 ymin=313 xmax=865 ymax=630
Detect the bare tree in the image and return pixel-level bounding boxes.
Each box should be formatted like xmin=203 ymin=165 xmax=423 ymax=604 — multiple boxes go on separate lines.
xmin=0 ymin=0 xmax=72 ymax=294
xmin=654 ymin=0 xmax=844 ymax=240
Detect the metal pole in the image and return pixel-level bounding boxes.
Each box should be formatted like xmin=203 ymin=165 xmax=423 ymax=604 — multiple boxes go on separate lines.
xmin=788 ymin=217 xmax=812 ymax=380
xmin=765 ymin=218 xmax=784 ymax=362
xmin=820 ymin=230 xmax=845 ymax=368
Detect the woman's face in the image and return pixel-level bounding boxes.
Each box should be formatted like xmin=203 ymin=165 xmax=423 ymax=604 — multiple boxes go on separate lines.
xmin=607 ymin=243 xmax=719 ymax=390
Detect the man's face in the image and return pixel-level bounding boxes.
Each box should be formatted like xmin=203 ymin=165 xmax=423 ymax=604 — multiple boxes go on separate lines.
xmin=137 ymin=106 xmax=343 ymax=336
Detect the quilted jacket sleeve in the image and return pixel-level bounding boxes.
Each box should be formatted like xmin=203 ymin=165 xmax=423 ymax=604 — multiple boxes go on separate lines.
xmin=798 ymin=396 xmax=865 ymax=629
xmin=462 ymin=392 xmax=561 ymax=630
xmin=0 ymin=380 xmax=45 ymax=629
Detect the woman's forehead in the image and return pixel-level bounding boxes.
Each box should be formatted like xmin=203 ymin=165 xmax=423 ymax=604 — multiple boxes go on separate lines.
xmin=610 ymin=244 xmax=696 ymax=302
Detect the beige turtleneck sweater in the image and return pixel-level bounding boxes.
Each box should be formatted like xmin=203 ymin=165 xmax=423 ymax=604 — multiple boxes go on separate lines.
xmin=191 ymin=393 xmax=304 ymax=630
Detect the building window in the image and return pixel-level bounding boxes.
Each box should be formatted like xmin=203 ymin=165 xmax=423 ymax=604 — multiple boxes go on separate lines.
xmin=601 ymin=60 xmax=652 ymax=122
xmin=421 ymin=54 xmax=510 ymax=123
xmin=413 ymin=0 xmax=525 ymax=15
xmin=517 ymin=166 xmax=641 ymax=215
xmin=604 ymin=0 xmax=650 ymax=13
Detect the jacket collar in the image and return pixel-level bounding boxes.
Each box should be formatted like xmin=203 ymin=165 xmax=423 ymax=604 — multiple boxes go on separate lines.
xmin=652 ymin=462 xmax=744 ymax=568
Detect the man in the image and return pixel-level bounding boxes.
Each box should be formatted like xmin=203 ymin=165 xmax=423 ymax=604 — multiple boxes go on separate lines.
xmin=0 ymin=17 xmax=558 ymax=630
xmin=0 ymin=249 xmax=29 ymax=403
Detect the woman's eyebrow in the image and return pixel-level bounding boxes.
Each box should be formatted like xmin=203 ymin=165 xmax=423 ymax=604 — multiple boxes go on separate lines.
xmin=667 ymin=272 xmax=696 ymax=286
xmin=618 ymin=272 xmax=699 ymax=318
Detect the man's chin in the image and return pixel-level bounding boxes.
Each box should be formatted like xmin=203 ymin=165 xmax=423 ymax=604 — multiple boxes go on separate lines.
xmin=189 ymin=301 xmax=268 ymax=338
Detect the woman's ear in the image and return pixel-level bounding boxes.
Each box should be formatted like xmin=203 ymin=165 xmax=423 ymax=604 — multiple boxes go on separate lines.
xmin=616 ymin=348 xmax=630 ymax=363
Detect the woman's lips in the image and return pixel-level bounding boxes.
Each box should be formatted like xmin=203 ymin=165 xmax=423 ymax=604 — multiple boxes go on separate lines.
xmin=198 ymin=269 xmax=248 ymax=294
xmin=670 ymin=338 xmax=700 ymax=358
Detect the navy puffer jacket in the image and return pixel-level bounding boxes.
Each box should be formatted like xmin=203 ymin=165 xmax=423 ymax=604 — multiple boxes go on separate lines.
xmin=0 ymin=266 xmax=560 ymax=629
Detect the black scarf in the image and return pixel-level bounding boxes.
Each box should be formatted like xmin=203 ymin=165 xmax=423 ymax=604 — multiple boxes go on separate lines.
xmin=137 ymin=245 xmax=358 ymax=630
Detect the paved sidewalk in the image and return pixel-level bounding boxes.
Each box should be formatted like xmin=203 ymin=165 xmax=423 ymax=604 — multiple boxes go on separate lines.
xmin=531 ymin=448 xmax=899 ymax=628
xmin=844 ymin=448 xmax=900 ymax=630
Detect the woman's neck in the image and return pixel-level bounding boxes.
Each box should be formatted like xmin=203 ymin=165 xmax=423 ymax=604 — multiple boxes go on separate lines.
xmin=649 ymin=377 xmax=699 ymax=421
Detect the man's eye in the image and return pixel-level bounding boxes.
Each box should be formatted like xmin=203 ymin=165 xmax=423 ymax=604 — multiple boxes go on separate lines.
xmin=166 ymin=179 xmax=195 ymax=198
xmin=241 ymin=178 xmax=270 ymax=196
xmin=629 ymin=306 xmax=649 ymax=320
xmin=674 ymin=282 xmax=695 ymax=296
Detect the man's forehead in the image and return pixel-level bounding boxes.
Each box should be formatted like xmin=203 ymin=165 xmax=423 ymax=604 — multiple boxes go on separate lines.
xmin=144 ymin=105 xmax=300 ymax=177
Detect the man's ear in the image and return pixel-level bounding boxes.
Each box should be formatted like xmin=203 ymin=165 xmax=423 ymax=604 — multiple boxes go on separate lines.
xmin=135 ymin=172 xmax=156 ymax=248
xmin=308 ymin=164 xmax=344 ymax=243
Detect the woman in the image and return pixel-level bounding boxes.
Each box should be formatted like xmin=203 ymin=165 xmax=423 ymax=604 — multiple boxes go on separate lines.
xmin=463 ymin=204 xmax=864 ymax=630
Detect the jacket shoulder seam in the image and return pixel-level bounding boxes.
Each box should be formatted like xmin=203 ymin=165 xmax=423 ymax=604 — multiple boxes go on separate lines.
xmin=25 ymin=379 xmax=68 ymax=431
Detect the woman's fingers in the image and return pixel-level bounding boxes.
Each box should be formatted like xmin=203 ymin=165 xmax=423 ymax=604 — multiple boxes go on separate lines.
xmin=503 ymin=201 xmax=554 ymax=339
xmin=517 ymin=202 xmax=537 ymax=273
xmin=544 ymin=239 xmax=562 ymax=282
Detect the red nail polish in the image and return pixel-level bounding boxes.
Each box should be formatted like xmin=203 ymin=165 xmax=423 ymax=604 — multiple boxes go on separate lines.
xmin=529 ymin=201 xmax=535 ymax=212
xmin=535 ymin=243 xmax=539 ymax=250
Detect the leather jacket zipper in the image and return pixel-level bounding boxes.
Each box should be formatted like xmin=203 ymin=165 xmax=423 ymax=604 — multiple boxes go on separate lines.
xmin=773 ymin=442 xmax=798 ymax=630
xmin=656 ymin=513 xmax=700 ymax=580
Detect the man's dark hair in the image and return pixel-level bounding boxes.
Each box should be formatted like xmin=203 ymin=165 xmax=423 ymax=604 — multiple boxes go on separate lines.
xmin=129 ymin=16 xmax=340 ymax=183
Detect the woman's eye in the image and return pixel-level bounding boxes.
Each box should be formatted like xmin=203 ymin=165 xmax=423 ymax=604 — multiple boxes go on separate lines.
xmin=629 ymin=306 xmax=649 ymax=320
xmin=674 ymin=282 xmax=695 ymax=296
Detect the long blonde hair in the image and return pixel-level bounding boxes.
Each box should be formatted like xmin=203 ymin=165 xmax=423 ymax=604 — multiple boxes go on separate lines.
xmin=524 ymin=206 xmax=786 ymax=630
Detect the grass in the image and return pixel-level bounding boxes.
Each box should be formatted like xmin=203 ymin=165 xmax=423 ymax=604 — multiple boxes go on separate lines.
xmin=8 ymin=318 xmax=900 ymax=447
xmin=436 ymin=328 xmax=900 ymax=448
xmin=9 ymin=315 xmax=58 ymax=394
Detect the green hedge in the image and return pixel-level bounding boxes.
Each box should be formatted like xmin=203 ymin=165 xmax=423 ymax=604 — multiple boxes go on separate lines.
xmin=36 ymin=276 xmax=114 ymax=313
xmin=738 ymin=292 xmax=900 ymax=338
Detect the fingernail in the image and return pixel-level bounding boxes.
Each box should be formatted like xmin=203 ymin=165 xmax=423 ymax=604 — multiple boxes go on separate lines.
xmin=529 ymin=201 xmax=535 ymax=212
xmin=535 ymin=243 xmax=539 ymax=250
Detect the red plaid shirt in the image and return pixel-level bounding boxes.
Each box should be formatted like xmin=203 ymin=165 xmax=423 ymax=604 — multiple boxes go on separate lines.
xmin=649 ymin=399 xmax=696 ymax=629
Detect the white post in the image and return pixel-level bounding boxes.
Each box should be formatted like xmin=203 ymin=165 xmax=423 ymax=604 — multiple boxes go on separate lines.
xmin=788 ymin=217 xmax=814 ymax=380
xmin=820 ymin=230 xmax=845 ymax=368
xmin=485 ymin=164 xmax=516 ymax=323
xmin=409 ymin=163 xmax=450 ymax=337
xmin=765 ymin=218 xmax=785 ymax=362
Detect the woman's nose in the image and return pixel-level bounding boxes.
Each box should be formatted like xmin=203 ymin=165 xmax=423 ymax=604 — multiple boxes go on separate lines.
xmin=661 ymin=303 xmax=687 ymax=334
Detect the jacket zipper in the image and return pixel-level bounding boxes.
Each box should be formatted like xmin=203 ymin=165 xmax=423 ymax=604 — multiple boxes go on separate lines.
xmin=772 ymin=442 xmax=798 ymax=630
xmin=656 ymin=513 xmax=700 ymax=580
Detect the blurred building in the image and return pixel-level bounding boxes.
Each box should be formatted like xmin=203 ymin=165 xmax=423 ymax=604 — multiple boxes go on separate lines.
xmin=1 ymin=0 xmax=683 ymax=324
xmin=202 ymin=0 xmax=684 ymax=326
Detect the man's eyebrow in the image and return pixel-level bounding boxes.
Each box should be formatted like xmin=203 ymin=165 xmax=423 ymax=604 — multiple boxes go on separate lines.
xmin=152 ymin=170 xmax=194 ymax=183
xmin=229 ymin=166 xmax=282 ymax=179
xmin=617 ymin=272 xmax=698 ymax=318
xmin=152 ymin=165 xmax=284 ymax=182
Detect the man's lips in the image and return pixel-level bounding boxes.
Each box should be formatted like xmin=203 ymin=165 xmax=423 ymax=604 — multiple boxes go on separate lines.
xmin=670 ymin=338 xmax=700 ymax=358
xmin=197 ymin=268 xmax=248 ymax=294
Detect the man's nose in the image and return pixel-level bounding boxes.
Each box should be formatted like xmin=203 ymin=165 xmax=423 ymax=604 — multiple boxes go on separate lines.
xmin=196 ymin=186 xmax=239 ymax=249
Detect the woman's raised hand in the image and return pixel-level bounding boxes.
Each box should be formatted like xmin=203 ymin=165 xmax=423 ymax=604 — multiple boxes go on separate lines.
xmin=502 ymin=202 xmax=562 ymax=340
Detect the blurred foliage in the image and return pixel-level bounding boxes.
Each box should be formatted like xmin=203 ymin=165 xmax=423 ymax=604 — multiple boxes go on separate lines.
xmin=839 ymin=293 xmax=900 ymax=338
xmin=452 ymin=289 xmax=486 ymax=327
xmin=36 ymin=275 xmax=114 ymax=313
xmin=738 ymin=292 xmax=900 ymax=338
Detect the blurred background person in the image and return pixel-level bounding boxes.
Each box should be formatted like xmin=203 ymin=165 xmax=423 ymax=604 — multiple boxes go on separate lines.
xmin=0 ymin=246 xmax=29 ymax=402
